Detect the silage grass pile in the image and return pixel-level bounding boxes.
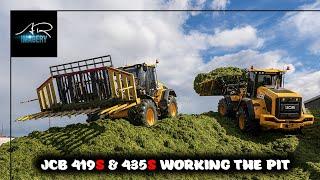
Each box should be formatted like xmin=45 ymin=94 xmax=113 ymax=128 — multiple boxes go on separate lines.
xmin=193 ymin=67 xmax=247 ymax=95
xmin=0 ymin=112 xmax=319 ymax=179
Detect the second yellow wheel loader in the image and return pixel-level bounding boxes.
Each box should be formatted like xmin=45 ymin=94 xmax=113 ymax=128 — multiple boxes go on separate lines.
xmin=197 ymin=66 xmax=314 ymax=132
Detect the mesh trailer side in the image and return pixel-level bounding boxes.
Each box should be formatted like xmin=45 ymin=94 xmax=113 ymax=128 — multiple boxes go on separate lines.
xmin=49 ymin=55 xmax=114 ymax=110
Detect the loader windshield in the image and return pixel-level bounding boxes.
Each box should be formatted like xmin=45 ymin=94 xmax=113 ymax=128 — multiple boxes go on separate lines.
xmin=256 ymin=73 xmax=282 ymax=88
xmin=121 ymin=64 xmax=158 ymax=96
xmin=247 ymin=71 xmax=283 ymax=97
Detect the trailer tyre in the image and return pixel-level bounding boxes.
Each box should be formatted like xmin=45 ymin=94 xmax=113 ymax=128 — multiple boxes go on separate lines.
xmin=128 ymin=99 xmax=158 ymax=127
xmin=161 ymin=95 xmax=178 ymax=118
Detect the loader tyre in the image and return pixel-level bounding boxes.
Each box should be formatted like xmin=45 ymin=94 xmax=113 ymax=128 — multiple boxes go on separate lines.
xmin=161 ymin=95 xmax=178 ymax=118
xmin=218 ymin=98 xmax=233 ymax=117
xmin=237 ymin=103 xmax=259 ymax=133
xmin=128 ymin=99 xmax=158 ymax=127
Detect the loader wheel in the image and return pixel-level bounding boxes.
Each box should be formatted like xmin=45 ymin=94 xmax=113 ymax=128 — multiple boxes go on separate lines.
xmin=161 ymin=95 xmax=178 ymax=118
xmin=237 ymin=104 xmax=258 ymax=133
xmin=128 ymin=99 xmax=158 ymax=127
xmin=238 ymin=107 xmax=247 ymax=131
xmin=218 ymin=98 xmax=233 ymax=117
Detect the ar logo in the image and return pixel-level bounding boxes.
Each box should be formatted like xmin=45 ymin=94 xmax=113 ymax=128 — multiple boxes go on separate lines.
xmin=11 ymin=10 xmax=57 ymax=57
xmin=15 ymin=22 xmax=53 ymax=44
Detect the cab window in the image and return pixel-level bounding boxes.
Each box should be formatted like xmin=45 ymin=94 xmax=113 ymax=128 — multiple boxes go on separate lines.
xmin=256 ymin=74 xmax=282 ymax=88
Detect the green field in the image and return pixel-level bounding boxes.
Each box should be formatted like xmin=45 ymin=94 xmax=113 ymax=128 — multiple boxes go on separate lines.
xmin=1 ymin=112 xmax=319 ymax=179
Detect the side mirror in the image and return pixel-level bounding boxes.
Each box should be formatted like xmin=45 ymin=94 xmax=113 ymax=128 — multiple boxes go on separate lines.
xmin=143 ymin=63 xmax=148 ymax=71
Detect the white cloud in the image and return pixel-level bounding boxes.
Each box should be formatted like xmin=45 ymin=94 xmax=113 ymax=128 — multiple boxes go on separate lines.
xmin=190 ymin=0 xmax=206 ymax=16
xmin=203 ymin=49 xmax=294 ymax=72
xmin=286 ymin=70 xmax=320 ymax=100
xmin=188 ymin=25 xmax=264 ymax=50
xmin=309 ymin=40 xmax=320 ymax=55
xmin=203 ymin=49 xmax=320 ymax=101
xmin=208 ymin=26 xmax=264 ymax=48
xmin=281 ymin=1 xmax=320 ymax=55
xmin=195 ymin=0 xmax=206 ymax=8
xmin=268 ymin=1 xmax=320 ymax=100
xmin=211 ymin=0 xmax=230 ymax=10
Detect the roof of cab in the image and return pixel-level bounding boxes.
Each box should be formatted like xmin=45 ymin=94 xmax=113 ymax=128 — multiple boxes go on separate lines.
xmin=121 ymin=63 xmax=156 ymax=69
xmin=248 ymin=68 xmax=286 ymax=73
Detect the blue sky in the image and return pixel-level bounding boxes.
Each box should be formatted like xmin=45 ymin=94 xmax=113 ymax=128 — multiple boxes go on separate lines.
xmin=183 ymin=2 xmax=320 ymax=71
xmin=1 ymin=0 xmax=320 ymax=136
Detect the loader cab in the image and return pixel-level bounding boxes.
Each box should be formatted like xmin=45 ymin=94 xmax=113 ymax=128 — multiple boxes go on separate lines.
xmin=247 ymin=68 xmax=284 ymax=98
xmin=121 ymin=63 xmax=158 ymax=96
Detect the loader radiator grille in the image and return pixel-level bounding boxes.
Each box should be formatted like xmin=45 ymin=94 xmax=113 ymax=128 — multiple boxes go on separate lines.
xmin=276 ymin=97 xmax=301 ymax=119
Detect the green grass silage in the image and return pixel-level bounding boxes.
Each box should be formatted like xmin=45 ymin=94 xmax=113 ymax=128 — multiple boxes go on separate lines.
xmin=193 ymin=67 xmax=247 ymax=95
xmin=0 ymin=112 xmax=319 ymax=179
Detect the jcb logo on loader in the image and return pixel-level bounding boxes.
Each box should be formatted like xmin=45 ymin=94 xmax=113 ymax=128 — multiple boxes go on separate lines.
xmin=285 ymin=105 xmax=295 ymax=110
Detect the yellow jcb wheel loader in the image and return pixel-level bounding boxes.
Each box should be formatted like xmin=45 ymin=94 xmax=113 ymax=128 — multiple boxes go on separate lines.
xmin=17 ymin=55 xmax=178 ymax=127
xmin=198 ymin=66 xmax=314 ymax=132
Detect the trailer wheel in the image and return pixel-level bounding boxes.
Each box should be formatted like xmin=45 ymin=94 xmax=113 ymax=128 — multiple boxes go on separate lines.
xmin=161 ymin=95 xmax=178 ymax=118
xmin=237 ymin=103 xmax=258 ymax=133
xmin=218 ymin=98 xmax=233 ymax=117
xmin=129 ymin=99 xmax=158 ymax=127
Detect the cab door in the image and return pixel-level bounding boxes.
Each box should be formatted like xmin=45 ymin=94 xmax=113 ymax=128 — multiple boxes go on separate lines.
xmin=247 ymin=72 xmax=256 ymax=98
xmin=144 ymin=66 xmax=157 ymax=96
